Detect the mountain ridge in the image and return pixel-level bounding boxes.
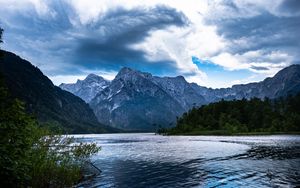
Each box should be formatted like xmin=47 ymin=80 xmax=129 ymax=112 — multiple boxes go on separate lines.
xmin=192 ymin=64 xmax=300 ymax=102
xmin=60 ymin=64 xmax=300 ymax=131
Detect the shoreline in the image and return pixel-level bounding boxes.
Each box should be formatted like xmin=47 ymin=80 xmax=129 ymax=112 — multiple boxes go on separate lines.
xmin=161 ymin=131 xmax=300 ymax=136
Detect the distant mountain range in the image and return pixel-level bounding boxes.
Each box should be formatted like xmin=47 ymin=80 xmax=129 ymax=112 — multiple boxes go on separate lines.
xmin=89 ymin=68 xmax=206 ymax=131
xmin=0 ymin=50 xmax=116 ymax=133
xmin=61 ymin=68 xmax=206 ymax=131
xmin=1 ymin=50 xmax=299 ymax=132
xmin=60 ymin=64 xmax=300 ymax=131
xmin=192 ymin=64 xmax=300 ymax=102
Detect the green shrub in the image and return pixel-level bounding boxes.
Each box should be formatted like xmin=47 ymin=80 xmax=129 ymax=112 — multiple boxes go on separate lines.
xmin=0 ymin=74 xmax=100 ymax=187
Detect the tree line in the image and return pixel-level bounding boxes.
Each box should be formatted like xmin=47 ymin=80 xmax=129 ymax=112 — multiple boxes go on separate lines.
xmin=161 ymin=95 xmax=300 ymax=135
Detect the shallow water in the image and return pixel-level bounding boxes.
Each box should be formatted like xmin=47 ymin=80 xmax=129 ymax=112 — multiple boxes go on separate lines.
xmin=76 ymin=134 xmax=300 ymax=188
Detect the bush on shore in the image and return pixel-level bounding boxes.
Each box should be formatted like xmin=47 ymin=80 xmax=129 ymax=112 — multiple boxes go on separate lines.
xmin=0 ymin=73 xmax=100 ymax=187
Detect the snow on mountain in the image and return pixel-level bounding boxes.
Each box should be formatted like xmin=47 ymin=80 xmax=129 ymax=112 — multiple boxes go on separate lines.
xmin=89 ymin=67 xmax=186 ymax=130
xmin=59 ymin=74 xmax=110 ymax=102
xmin=60 ymin=65 xmax=300 ymax=131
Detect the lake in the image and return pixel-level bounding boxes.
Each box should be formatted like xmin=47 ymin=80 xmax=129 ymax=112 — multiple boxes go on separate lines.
xmin=76 ymin=133 xmax=300 ymax=188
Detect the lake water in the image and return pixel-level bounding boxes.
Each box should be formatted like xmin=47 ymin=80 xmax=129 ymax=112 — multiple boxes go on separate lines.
xmin=76 ymin=133 xmax=300 ymax=188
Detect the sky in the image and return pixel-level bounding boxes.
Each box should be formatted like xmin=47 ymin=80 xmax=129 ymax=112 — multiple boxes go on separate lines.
xmin=0 ymin=0 xmax=299 ymax=88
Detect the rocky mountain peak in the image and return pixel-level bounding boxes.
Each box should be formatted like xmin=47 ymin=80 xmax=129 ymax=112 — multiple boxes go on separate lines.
xmin=59 ymin=73 xmax=110 ymax=102
xmin=175 ymin=75 xmax=186 ymax=81
xmin=85 ymin=73 xmax=104 ymax=81
xmin=118 ymin=67 xmax=134 ymax=74
xmin=115 ymin=67 xmax=152 ymax=80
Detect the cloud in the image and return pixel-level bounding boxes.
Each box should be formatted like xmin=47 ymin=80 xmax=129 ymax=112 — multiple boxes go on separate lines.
xmin=0 ymin=0 xmax=76 ymax=74
xmin=0 ymin=2 xmax=189 ymax=78
xmin=73 ymin=5 xmax=189 ymax=72
xmin=208 ymin=50 xmax=292 ymax=75
xmin=198 ymin=0 xmax=300 ymax=78
xmin=128 ymin=17 xmax=224 ymax=85
xmin=0 ymin=0 xmax=299 ymax=87
xmin=250 ymin=66 xmax=269 ymax=71
xmin=277 ymin=0 xmax=300 ymax=16
xmin=213 ymin=12 xmax=300 ymax=55
xmin=124 ymin=0 xmax=300 ymax=85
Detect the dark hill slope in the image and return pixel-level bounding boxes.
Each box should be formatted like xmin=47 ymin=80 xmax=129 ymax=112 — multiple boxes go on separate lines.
xmin=0 ymin=50 xmax=113 ymax=133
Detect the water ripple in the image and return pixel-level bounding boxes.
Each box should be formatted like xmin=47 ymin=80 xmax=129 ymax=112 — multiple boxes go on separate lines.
xmin=76 ymin=134 xmax=300 ymax=188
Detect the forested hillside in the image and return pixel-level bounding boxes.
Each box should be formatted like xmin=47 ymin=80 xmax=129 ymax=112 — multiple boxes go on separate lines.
xmin=163 ymin=95 xmax=300 ymax=135
xmin=0 ymin=50 xmax=115 ymax=133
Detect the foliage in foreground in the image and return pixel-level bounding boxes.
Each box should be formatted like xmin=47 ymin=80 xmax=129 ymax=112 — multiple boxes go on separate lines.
xmin=162 ymin=95 xmax=300 ymax=135
xmin=0 ymin=27 xmax=101 ymax=187
xmin=0 ymin=72 xmax=100 ymax=187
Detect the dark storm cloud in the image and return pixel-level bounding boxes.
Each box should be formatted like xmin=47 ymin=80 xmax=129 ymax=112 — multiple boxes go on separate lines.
xmin=216 ymin=12 xmax=300 ymax=54
xmin=250 ymin=66 xmax=269 ymax=71
xmin=278 ymin=0 xmax=300 ymax=14
xmin=0 ymin=3 xmax=188 ymax=76
xmin=204 ymin=0 xmax=300 ymax=71
xmin=0 ymin=1 xmax=76 ymax=71
xmin=74 ymin=5 xmax=188 ymax=72
xmin=2 ymin=1 xmax=74 ymax=40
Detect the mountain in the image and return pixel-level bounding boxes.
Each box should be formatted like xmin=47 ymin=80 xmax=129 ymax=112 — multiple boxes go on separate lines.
xmin=89 ymin=67 xmax=189 ymax=131
xmin=59 ymin=67 xmax=205 ymax=131
xmin=59 ymin=74 xmax=110 ymax=102
xmin=0 ymin=50 xmax=114 ymax=133
xmin=61 ymin=65 xmax=300 ymax=131
xmin=191 ymin=65 xmax=300 ymax=103
xmin=152 ymin=75 xmax=206 ymax=110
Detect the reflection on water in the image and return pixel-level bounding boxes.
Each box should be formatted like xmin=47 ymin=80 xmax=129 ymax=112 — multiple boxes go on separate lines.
xmin=76 ymin=134 xmax=300 ymax=188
